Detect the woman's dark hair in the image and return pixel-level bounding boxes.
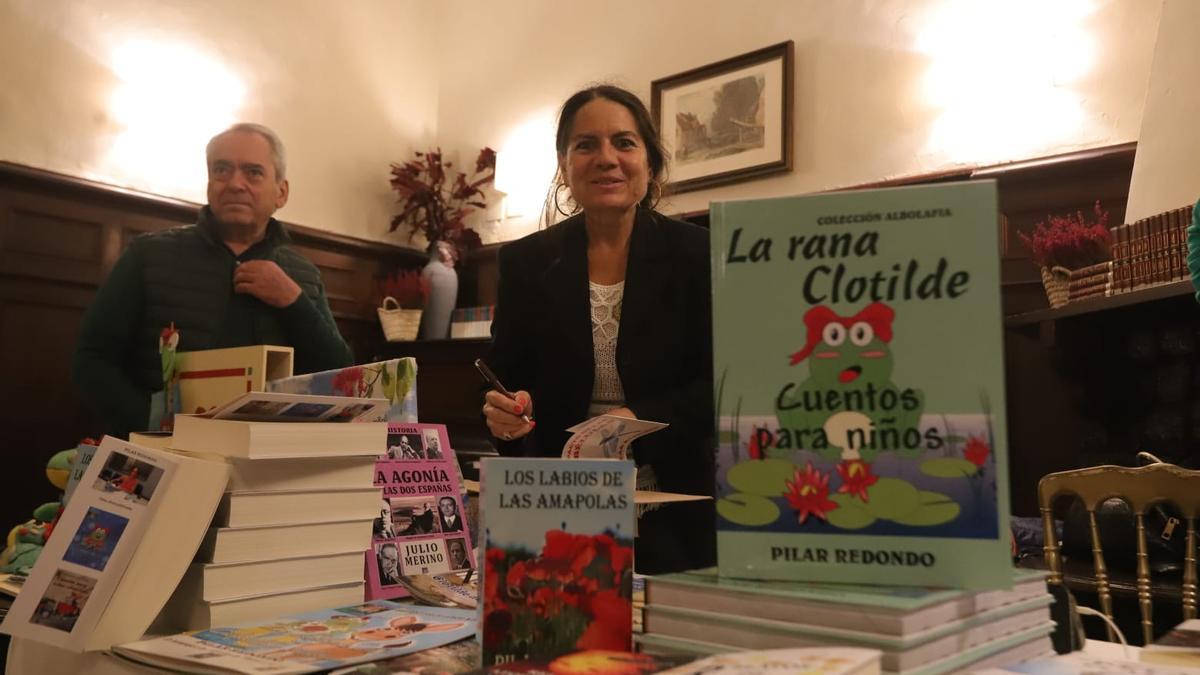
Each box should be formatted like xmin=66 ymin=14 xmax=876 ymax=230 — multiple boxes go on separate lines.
xmin=551 ymin=85 xmax=668 ymax=214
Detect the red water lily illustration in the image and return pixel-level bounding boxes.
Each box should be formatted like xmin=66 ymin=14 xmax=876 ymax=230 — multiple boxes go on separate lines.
xmin=964 ymin=436 xmax=991 ymax=467
xmin=835 ymin=459 xmax=879 ymax=502
xmin=747 ymin=426 xmax=773 ymax=460
xmin=785 ymin=462 xmax=839 ymax=524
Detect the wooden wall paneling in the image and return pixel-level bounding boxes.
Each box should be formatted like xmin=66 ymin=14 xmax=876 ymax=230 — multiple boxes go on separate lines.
xmin=0 ymin=161 xmax=428 ymax=534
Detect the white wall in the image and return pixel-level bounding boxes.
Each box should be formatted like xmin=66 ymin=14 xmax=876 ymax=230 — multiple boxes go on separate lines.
xmin=1125 ymin=0 xmax=1200 ymax=221
xmin=435 ymin=0 xmax=1163 ymax=243
xmin=0 ymin=1 xmax=1165 ymax=243
xmin=0 ymin=0 xmax=439 ymax=242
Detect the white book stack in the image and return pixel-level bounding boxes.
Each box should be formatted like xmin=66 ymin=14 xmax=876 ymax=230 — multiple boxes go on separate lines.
xmin=145 ymin=391 xmax=388 ymax=631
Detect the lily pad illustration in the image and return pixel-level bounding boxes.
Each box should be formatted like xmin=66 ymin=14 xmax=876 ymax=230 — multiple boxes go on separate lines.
xmin=862 ymin=477 xmax=921 ymax=520
xmin=827 ymin=494 xmax=877 ymax=529
xmin=890 ymin=491 xmax=961 ymax=526
xmin=717 ymin=493 xmax=780 ymax=526
xmin=920 ymin=457 xmax=979 ymax=478
xmin=726 ymin=459 xmax=796 ymax=496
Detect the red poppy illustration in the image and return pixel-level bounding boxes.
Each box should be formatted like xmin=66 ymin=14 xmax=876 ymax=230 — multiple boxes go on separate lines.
xmin=835 ymin=459 xmax=879 ymax=502
xmin=331 ymin=366 xmax=364 ymax=397
xmin=483 ymin=530 xmax=634 ymax=664
xmin=785 ymin=462 xmax=839 ymax=524
xmin=964 ymin=436 xmax=991 ymax=467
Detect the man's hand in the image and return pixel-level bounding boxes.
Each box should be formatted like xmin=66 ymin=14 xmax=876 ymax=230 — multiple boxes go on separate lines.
xmin=233 ymin=260 xmax=302 ymax=308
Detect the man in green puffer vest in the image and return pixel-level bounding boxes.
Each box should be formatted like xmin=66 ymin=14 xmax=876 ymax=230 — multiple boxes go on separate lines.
xmin=72 ymin=123 xmax=353 ymax=439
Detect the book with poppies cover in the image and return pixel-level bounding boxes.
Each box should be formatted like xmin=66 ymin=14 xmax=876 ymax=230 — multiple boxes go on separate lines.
xmin=479 ymin=457 xmax=636 ymax=667
xmin=710 ymin=180 xmax=1011 ymax=590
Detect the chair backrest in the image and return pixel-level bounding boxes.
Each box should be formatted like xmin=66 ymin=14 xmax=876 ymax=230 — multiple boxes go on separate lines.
xmin=1038 ymin=462 xmax=1200 ymax=644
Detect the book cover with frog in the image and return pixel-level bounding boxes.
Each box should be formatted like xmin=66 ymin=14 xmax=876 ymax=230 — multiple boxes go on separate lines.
xmin=711 ymin=180 xmax=1011 ymax=590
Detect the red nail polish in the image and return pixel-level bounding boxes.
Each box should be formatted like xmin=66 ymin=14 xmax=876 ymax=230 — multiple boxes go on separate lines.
xmin=529 ymin=420 xmax=536 ymax=429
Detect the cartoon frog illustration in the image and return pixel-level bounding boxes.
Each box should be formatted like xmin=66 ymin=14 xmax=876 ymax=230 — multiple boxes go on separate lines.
xmin=775 ymin=301 xmax=924 ymax=461
xmin=81 ymin=525 xmax=109 ymax=550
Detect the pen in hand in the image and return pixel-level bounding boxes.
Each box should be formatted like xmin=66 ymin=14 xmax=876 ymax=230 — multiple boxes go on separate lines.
xmin=474 ymin=358 xmax=533 ymax=425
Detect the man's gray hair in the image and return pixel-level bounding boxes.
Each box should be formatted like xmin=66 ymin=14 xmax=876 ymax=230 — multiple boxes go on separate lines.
xmin=206 ymin=123 xmax=287 ymax=182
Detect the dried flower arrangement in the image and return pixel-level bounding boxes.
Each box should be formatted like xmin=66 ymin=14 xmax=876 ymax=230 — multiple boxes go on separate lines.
xmin=379 ymin=269 xmax=430 ymax=309
xmin=1018 ymin=201 xmax=1111 ymax=270
xmin=388 ymin=147 xmax=496 ymax=265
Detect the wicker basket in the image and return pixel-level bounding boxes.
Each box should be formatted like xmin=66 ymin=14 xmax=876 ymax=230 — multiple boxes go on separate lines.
xmin=1040 ymin=266 xmax=1071 ymax=309
xmin=377 ymin=296 xmax=422 ymax=342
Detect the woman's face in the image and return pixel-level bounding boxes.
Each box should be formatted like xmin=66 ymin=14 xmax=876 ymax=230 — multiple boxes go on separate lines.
xmin=560 ymin=98 xmax=650 ymax=217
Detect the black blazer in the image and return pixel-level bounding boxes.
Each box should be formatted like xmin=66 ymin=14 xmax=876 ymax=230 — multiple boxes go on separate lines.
xmin=487 ymin=208 xmax=716 ymax=572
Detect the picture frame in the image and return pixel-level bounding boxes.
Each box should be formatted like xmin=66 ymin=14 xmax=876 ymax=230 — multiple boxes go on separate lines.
xmin=652 ymin=41 xmax=793 ymax=194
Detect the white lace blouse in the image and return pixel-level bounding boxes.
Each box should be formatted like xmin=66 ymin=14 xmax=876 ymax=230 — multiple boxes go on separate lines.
xmin=587 ymin=280 xmax=625 ymax=418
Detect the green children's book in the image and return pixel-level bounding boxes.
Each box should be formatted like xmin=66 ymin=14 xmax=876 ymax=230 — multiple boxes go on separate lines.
xmin=711 ymin=180 xmax=1012 ymax=590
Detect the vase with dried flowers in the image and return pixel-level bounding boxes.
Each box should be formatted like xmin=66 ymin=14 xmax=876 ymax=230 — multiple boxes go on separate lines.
xmin=376 ymin=269 xmax=429 ymax=342
xmin=1018 ymin=201 xmax=1111 ymax=308
xmin=389 ymin=147 xmax=496 ymax=339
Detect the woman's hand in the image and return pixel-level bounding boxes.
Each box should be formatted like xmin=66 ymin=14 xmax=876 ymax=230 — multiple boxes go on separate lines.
xmin=483 ymin=389 xmax=535 ymax=442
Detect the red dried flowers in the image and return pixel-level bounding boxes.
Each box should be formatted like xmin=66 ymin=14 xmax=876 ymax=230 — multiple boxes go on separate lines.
xmin=1018 ymin=201 xmax=1111 ymax=269
xmin=389 ymin=147 xmax=495 ymax=263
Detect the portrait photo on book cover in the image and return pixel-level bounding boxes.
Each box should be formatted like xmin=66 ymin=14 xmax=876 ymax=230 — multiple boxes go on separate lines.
xmin=385 ymin=432 xmax=423 ymax=460
xmin=715 ymin=302 xmax=1000 ymax=540
xmin=421 ymin=429 xmax=443 ymax=460
xmin=62 ymin=507 xmax=129 ymax=572
xmin=445 ymin=537 xmax=471 ymax=571
xmin=389 ymin=496 xmax=441 ymax=536
xmin=91 ymin=450 xmax=164 ymax=505
xmin=375 ymin=542 xmax=403 ymax=587
xmin=29 ymin=569 xmax=97 ymax=632
xmin=436 ymin=495 xmax=463 ymax=534
xmin=374 ymin=499 xmax=396 ymax=539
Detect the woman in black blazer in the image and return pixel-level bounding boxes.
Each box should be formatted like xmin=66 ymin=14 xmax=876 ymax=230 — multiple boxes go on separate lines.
xmin=482 ymin=85 xmax=716 ymax=574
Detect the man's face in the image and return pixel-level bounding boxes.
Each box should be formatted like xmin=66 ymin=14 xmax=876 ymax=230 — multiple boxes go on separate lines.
xmin=439 ymin=498 xmax=456 ymax=517
xmin=207 ymin=131 xmax=289 ymax=232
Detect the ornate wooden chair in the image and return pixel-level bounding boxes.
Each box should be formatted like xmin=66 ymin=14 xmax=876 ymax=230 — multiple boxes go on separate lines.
xmin=1038 ymin=461 xmax=1200 ymax=644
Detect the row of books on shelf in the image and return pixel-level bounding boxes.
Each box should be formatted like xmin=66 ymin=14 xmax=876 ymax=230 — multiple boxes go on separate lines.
xmin=1063 ymin=203 xmax=1195 ymax=304
xmin=450 ymin=305 xmax=494 ymax=339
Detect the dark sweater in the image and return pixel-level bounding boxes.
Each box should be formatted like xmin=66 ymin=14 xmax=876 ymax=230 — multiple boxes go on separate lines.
xmin=73 ymin=208 xmax=353 ymax=438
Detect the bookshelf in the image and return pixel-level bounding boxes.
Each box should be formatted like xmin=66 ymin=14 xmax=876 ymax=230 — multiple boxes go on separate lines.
xmin=1005 ymin=279 xmax=1193 ymax=327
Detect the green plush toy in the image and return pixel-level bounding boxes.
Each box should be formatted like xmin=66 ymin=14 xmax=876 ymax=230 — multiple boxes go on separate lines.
xmin=0 ymin=447 xmax=77 ymax=574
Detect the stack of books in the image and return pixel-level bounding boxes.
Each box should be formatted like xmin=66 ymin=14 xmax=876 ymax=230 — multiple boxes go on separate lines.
xmin=1065 ymin=261 xmax=1114 ymax=302
xmin=637 ymin=568 xmax=1056 ymax=675
xmin=633 ymin=572 xmax=647 ymax=634
xmin=154 ymin=392 xmax=387 ymax=630
xmin=1110 ymin=204 xmax=1194 ymax=294
xmin=450 ymin=305 xmax=494 ymax=338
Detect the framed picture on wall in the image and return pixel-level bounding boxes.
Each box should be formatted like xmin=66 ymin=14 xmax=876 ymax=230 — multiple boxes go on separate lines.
xmin=651 ymin=41 xmax=793 ymax=194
